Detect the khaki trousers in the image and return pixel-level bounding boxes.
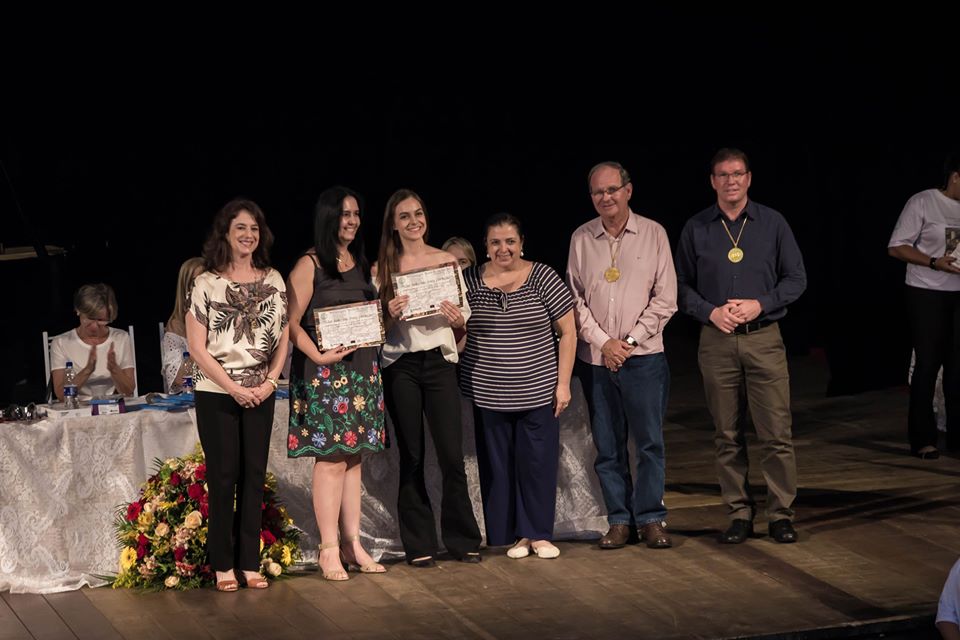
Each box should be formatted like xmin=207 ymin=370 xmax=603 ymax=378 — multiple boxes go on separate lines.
xmin=698 ymin=323 xmax=796 ymax=522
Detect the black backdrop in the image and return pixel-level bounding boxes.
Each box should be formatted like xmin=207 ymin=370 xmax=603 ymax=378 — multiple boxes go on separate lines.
xmin=2 ymin=14 xmax=958 ymax=403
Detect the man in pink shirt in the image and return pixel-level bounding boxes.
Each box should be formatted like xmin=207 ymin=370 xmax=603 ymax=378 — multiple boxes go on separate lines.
xmin=566 ymin=161 xmax=678 ymax=550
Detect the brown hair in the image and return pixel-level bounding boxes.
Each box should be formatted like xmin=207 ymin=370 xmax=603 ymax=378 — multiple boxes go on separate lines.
xmin=201 ymin=198 xmax=274 ymax=272
xmin=377 ymin=189 xmax=429 ymax=308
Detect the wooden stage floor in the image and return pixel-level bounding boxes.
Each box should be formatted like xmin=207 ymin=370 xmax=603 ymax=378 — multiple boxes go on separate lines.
xmin=2 ymin=346 xmax=956 ymax=639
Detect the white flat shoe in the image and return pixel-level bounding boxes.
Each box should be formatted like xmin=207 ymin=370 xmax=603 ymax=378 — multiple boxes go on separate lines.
xmin=506 ymin=539 xmax=531 ymax=559
xmin=532 ymin=541 xmax=560 ymax=559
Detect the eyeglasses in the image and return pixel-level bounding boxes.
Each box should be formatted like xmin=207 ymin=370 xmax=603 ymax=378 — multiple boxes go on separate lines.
xmin=590 ymin=182 xmax=630 ymax=199
xmin=713 ymin=171 xmax=749 ymax=182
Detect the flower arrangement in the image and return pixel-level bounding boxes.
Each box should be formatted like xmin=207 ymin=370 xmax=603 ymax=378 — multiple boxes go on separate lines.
xmin=112 ymin=445 xmax=301 ymax=590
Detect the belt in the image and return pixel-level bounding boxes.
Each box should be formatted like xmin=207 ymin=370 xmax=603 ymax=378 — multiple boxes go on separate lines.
xmin=732 ymin=319 xmax=773 ymax=335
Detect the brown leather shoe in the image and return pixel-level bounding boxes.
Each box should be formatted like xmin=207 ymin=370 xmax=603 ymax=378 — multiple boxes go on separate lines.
xmin=598 ymin=524 xmax=632 ymax=549
xmin=639 ymin=522 xmax=672 ymax=549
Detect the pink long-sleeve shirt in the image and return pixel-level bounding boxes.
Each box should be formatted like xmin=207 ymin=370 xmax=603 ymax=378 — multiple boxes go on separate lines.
xmin=566 ymin=211 xmax=677 ymax=365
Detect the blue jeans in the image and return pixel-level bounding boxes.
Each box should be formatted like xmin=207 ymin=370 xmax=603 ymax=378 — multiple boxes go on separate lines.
xmin=579 ymin=353 xmax=669 ymax=527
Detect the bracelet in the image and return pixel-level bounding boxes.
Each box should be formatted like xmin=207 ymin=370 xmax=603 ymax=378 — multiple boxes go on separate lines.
xmin=930 ymin=256 xmax=939 ymax=271
xmin=266 ymin=377 xmax=279 ymax=390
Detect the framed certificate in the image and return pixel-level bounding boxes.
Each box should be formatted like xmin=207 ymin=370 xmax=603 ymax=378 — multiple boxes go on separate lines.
xmin=313 ymin=300 xmax=385 ymax=350
xmin=391 ymin=261 xmax=465 ymax=320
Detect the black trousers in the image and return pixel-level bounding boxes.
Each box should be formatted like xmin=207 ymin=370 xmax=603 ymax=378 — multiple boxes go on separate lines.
xmin=383 ymin=349 xmax=481 ymax=560
xmin=195 ymin=390 xmax=274 ymax=572
xmin=906 ymin=286 xmax=960 ymax=452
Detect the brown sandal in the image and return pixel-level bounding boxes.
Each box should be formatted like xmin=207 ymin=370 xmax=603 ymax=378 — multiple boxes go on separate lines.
xmin=340 ymin=535 xmax=386 ymax=574
xmin=215 ymin=578 xmax=239 ymax=592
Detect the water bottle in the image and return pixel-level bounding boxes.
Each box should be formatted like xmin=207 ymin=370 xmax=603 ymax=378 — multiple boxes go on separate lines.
xmin=180 ymin=352 xmax=194 ymax=394
xmin=63 ymin=361 xmax=79 ymax=408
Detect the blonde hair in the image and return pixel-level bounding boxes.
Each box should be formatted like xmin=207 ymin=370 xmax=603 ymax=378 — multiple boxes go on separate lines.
xmin=74 ymin=283 xmax=118 ymax=323
xmin=166 ymin=257 xmax=205 ymax=335
xmin=441 ymin=237 xmax=477 ymax=267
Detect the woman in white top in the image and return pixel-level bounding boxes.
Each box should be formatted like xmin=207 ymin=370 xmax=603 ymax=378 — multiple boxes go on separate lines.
xmin=50 ymin=283 xmax=135 ymax=400
xmin=888 ymin=153 xmax=960 ymax=458
xmin=378 ymin=189 xmax=482 ymax=567
xmin=161 ymin=257 xmax=204 ymax=393
xmin=186 ymin=198 xmax=289 ymax=592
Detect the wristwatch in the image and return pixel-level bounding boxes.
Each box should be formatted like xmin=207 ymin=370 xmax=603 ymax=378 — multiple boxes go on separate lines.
xmin=930 ymin=257 xmax=939 ymax=271
xmin=624 ymin=336 xmax=638 ymax=348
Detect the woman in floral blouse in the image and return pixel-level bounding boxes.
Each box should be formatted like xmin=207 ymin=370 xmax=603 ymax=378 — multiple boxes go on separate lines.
xmin=186 ymin=198 xmax=289 ymax=592
xmin=286 ymin=186 xmax=386 ymax=581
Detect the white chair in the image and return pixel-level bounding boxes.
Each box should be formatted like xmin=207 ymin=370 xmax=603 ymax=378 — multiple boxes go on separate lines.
xmin=43 ymin=325 xmax=139 ymax=400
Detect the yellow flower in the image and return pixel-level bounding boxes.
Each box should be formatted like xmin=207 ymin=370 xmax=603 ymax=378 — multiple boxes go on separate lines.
xmin=333 ymin=381 xmax=341 ymax=389
xmin=119 ymin=547 xmax=137 ymax=572
xmin=369 ymin=374 xmax=376 ymax=383
xmin=281 ymin=546 xmax=292 ymax=566
xmin=260 ymin=538 xmax=264 ymax=553
xmin=353 ymin=396 xmax=366 ymax=411
xmin=301 ymin=429 xmax=308 ymax=437
xmin=137 ymin=511 xmax=154 ymax=529
xmin=164 ymin=575 xmax=180 ymax=588
xmin=311 ymin=378 xmax=320 ymax=388
xmin=293 ymin=399 xmax=301 ymax=413
xmin=154 ymin=522 xmax=170 ymax=538
xmin=333 ymin=433 xmax=341 ymax=442
xmin=339 ymin=376 xmax=348 ymax=385
xmin=358 ymin=425 xmax=365 ymax=434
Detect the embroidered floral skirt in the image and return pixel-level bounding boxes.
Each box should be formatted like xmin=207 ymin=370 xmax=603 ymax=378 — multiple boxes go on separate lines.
xmin=287 ymin=347 xmax=386 ymax=458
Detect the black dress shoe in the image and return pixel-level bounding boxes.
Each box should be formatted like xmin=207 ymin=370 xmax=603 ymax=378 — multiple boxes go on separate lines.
xmin=769 ymin=520 xmax=798 ymax=543
xmin=407 ymin=556 xmax=436 ymax=568
xmin=720 ymin=519 xmax=753 ymax=544
xmin=457 ymin=552 xmax=482 ymax=564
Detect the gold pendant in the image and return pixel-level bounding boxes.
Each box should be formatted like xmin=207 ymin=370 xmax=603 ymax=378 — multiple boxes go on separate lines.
xmin=604 ymin=267 xmax=621 ymax=282
xmin=727 ymin=247 xmax=744 ymax=263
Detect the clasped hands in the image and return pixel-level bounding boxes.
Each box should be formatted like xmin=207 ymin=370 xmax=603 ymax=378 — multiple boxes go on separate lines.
xmin=709 ymin=299 xmax=762 ymax=334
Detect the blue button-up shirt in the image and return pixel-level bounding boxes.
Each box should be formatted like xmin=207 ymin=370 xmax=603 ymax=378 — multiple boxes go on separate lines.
xmin=675 ymin=200 xmax=806 ymax=324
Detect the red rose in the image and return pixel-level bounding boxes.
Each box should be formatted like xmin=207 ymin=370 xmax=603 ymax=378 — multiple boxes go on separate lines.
xmin=344 ymin=431 xmax=357 ymax=447
xmin=187 ymin=483 xmax=204 ymax=500
xmin=170 ymin=472 xmax=181 ymax=486
xmin=126 ymin=501 xmax=142 ymax=522
xmin=174 ymin=546 xmax=187 ymax=562
xmin=194 ymin=464 xmax=206 ymax=481
xmin=264 ymin=506 xmax=280 ymax=523
xmin=137 ymin=545 xmax=147 ymax=559
xmin=200 ymin=500 xmax=209 ymax=518
xmin=320 ymin=366 xmax=331 ymax=379
xmin=137 ymin=533 xmax=149 ymax=546
xmin=176 ymin=494 xmax=185 ymax=503
xmin=335 ymin=401 xmax=348 ymax=414
xmin=260 ymin=530 xmax=276 ymax=546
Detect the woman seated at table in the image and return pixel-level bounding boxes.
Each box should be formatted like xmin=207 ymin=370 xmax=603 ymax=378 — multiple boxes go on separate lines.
xmin=441 ymin=237 xmax=478 ymax=352
xmin=161 ymin=257 xmax=205 ymax=393
xmin=50 ymin=283 xmax=136 ymax=401
xmin=459 ymin=213 xmax=576 ymax=560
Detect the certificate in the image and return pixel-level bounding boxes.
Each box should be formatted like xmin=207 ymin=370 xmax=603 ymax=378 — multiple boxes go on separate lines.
xmin=313 ymin=300 xmax=385 ymax=350
xmin=392 ymin=262 xmax=464 ymax=320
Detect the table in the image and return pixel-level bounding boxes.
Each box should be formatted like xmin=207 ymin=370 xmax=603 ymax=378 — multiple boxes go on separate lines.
xmin=0 ymin=382 xmax=606 ymax=593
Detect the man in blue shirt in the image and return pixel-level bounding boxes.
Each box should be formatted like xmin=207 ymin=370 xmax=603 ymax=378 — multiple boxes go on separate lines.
xmin=675 ymin=148 xmax=806 ymax=545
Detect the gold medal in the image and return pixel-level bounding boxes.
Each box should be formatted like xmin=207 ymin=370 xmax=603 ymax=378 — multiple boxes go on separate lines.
xmin=720 ymin=216 xmax=748 ymax=265
xmin=604 ymin=267 xmax=621 ymax=282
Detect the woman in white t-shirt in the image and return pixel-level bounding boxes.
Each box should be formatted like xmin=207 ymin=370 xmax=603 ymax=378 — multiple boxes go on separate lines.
xmin=50 ymin=283 xmax=135 ymax=400
xmin=888 ymin=153 xmax=960 ymax=459
xmin=161 ymin=257 xmax=204 ymax=393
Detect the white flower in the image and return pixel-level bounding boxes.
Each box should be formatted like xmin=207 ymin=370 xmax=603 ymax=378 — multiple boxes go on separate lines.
xmin=155 ymin=522 xmax=170 ymax=538
xmin=183 ymin=510 xmax=202 ymax=529
xmin=142 ymin=501 xmax=155 ymax=514
xmin=266 ymin=562 xmax=282 ymax=577
xmin=164 ymin=575 xmax=180 ymax=588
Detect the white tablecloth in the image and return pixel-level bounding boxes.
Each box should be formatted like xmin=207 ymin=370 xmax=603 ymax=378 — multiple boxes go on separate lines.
xmin=0 ymin=381 xmax=606 ymax=593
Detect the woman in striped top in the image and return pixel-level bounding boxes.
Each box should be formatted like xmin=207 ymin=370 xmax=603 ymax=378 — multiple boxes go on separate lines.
xmin=459 ymin=213 xmax=576 ymax=559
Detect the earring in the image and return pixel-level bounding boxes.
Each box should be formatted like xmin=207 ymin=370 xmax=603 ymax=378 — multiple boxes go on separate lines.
xmin=520 ymin=250 xmax=524 ymax=257
xmin=486 ymin=254 xmax=490 ymax=259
